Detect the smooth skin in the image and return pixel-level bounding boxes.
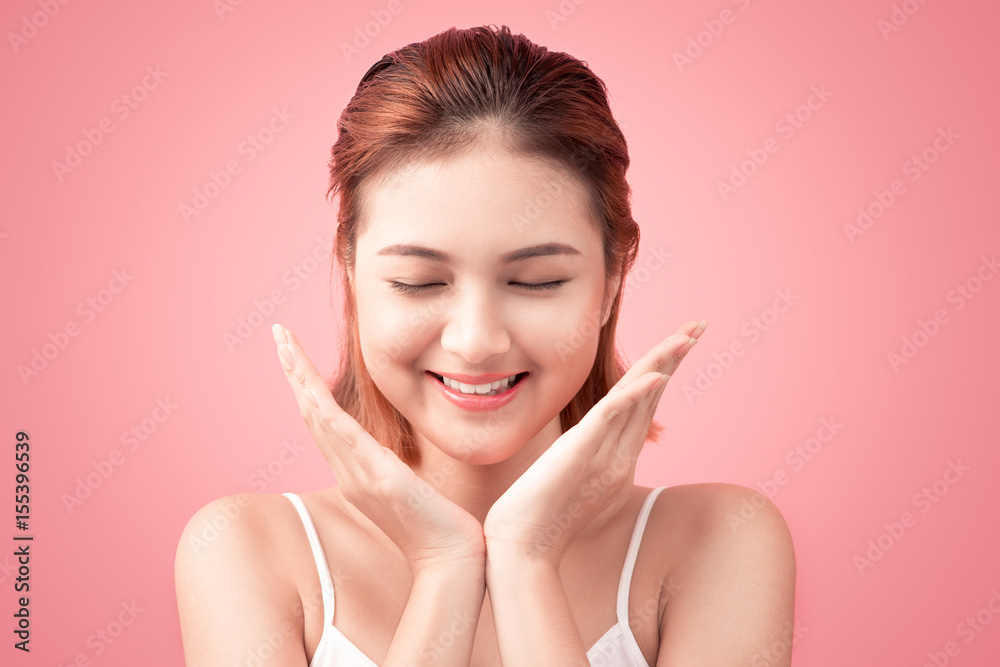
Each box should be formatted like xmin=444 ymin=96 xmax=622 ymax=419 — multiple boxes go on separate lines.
xmin=175 ymin=144 xmax=795 ymax=666
xmin=175 ymin=322 xmax=795 ymax=666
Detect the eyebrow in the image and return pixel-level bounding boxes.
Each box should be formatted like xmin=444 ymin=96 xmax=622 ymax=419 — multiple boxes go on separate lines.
xmin=374 ymin=242 xmax=582 ymax=264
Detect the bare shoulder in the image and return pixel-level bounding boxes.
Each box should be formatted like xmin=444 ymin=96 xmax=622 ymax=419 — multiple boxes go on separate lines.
xmin=651 ymin=482 xmax=794 ymax=550
xmin=647 ymin=483 xmax=798 ymax=666
xmin=174 ymin=493 xmax=311 ymax=667
xmin=175 ymin=492 xmax=308 ymax=577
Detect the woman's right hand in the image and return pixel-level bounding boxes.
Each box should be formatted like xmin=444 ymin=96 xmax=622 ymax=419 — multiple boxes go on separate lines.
xmin=271 ymin=323 xmax=486 ymax=575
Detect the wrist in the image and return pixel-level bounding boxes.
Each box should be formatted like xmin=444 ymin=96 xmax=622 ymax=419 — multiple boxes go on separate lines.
xmin=485 ymin=546 xmax=564 ymax=602
xmin=411 ymin=551 xmax=486 ymax=582
xmin=485 ymin=539 xmax=563 ymax=572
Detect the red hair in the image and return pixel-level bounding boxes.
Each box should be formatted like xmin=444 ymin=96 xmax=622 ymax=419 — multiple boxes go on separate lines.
xmin=326 ymin=24 xmax=662 ymax=465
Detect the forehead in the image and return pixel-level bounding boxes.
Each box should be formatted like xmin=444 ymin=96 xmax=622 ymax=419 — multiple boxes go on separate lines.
xmin=355 ymin=146 xmax=602 ymax=263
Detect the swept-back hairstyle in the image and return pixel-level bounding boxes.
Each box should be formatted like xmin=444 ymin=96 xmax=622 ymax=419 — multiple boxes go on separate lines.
xmin=326 ymin=23 xmax=662 ymax=465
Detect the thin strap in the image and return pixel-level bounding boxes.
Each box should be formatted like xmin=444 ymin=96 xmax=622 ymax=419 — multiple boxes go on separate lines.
xmin=283 ymin=492 xmax=335 ymax=627
xmin=616 ymin=487 xmax=666 ymax=626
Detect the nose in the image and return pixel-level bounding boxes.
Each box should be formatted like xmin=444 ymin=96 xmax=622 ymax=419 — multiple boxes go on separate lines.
xmin=439 ymin=284 xmax=511 ymax=365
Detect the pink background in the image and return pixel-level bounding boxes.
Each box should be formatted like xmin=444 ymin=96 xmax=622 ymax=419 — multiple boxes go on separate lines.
xmin=3 ymin=0 xmax=999 ymax=664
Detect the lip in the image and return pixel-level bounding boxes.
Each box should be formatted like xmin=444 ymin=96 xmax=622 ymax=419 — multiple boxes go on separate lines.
xmin=426 ymin=371 xmax=528 ymax=412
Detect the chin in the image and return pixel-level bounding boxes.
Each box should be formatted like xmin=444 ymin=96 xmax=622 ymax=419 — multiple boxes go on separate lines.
xmin=420 ymin=412 xmax=560 ymax=467
xmin=418 ymin=427 xmax=520 ymax=466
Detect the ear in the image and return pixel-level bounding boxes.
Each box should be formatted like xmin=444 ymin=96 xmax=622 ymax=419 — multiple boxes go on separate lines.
xmin=601 ymin=273 xmax=622 ymax=327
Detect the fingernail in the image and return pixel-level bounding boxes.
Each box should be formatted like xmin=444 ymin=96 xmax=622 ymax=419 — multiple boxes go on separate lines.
xmin=676 ymin=337 xmax=697 ymax=358
xmin=651 ymin=373 xmax=669 ymax=390
xmin=653 ymin=380 xmax=668 ymax=403
xmin=697 ymin=319 xmax=708 ymax=331
xmin=272 ymin=323 xmax=287 ymax=344
xmin=279 ymin=346 xmax=295 ymax=371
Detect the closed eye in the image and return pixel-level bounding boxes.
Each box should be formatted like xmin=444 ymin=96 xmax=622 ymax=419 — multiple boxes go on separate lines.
xmin=513 ymin=281 xmax=566 ymax=291
xmin=389 ymin=281 xmax=444 ymax=295
xmin=389 ymin=280 xmax=566 ymax=295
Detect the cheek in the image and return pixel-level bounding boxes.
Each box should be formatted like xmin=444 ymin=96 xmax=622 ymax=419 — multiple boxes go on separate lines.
xmin=548 ymin=308 xmax=604 ymax=368
xmin=355 ymin=285 xmax=405 ymax=379
xmin=527 ymin=293 xmax=606 ymax=392
xmin=542 ymin=279 xmax=607 ymax=352
xmin=355 ymin=288 xmax=444 ymax=379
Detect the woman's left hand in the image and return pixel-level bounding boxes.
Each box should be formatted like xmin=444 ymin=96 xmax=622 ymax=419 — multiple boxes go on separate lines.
xmin=483 ymin=320 xmax=707 ymax=565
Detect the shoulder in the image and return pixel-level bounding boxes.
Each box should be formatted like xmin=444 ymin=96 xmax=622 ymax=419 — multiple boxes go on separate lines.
xmin=645 ymin=483 xmax=797 ymax=664
xmin=175 ymin=492 xmax=301 ymax=567
xmin=650 ymin=482 xmax=794 ymax=551
xmin=174 ymin=493 xmax=312 ymax=665
xmin=645 ymin=482 xmax=795 ymax=581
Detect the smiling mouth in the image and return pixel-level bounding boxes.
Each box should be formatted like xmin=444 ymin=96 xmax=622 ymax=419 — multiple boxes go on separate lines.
xmin=429 ymin=372 xmax=528 ymax=397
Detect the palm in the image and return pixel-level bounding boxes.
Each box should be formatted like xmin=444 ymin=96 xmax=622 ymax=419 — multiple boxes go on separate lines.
xmin=485 ymin=320 xmax=708 ymax=559
xmin=485 ymin=421 xmax=617 ymax=552
xmin=273 ymin=324 xmax=485 ymax=572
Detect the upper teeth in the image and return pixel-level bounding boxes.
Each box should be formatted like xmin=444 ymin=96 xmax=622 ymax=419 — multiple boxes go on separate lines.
xmin=440 ymin=374 xmax=518 ymax=394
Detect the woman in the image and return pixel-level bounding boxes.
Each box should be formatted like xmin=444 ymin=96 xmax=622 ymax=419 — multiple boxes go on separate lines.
xmin=175 ymin=24 xmax=795 ymax=666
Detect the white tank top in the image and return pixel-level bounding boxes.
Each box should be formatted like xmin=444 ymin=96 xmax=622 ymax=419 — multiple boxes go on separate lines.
xmin=283 ymin=486 xmax=665 ymax=666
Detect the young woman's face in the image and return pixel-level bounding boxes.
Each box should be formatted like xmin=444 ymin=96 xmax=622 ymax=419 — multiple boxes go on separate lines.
xmin=352 ymin=144 xmax=618 ymax=466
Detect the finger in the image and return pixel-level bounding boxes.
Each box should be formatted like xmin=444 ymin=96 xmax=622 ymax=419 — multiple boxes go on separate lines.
xmin=276 ymin=325 xmax=354 ymax=427
xmin=579 ymin=371 xmax=664 ymax=453
xmin=615 ymin=371 xmax=670 ymax=464
xmin=271 ymin=326 xmax=325 ymax=422
xmin=583 ymin=372 xmax=665 ymax=494
xmin=271 ymin=324 xmax=354 ymax=479
xmin=609 ymin=323 xmax=696 ymax=392
xmin=272 ymin=324 xmax=383 ymax=478
xmin=611 ymin=320 xmax=707 ymax=392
